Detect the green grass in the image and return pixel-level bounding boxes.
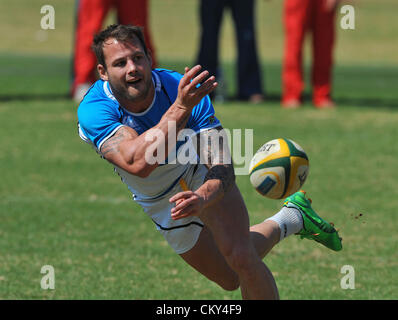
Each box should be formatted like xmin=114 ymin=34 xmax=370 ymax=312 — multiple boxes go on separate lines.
xmin=1 ymin=0 xmax=397 ymax=300
xmin=0 ymin=53 xmax=397 ymax=300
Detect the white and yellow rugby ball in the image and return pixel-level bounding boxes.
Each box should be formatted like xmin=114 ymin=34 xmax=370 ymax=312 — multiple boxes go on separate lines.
xmin=249 ymin=138 xmax=309 ymax=199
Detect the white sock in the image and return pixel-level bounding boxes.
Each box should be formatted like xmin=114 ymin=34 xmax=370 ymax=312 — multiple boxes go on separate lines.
xmin=266 ymin=205 xmax=304 ymax=242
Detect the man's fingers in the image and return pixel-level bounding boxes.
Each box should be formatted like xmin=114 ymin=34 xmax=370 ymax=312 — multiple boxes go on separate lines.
xmin=179 ymin=65 xmax=202 ymax=87
xmin=171 ymin=204 xmax=194 ymax=220
xmin=172 ymin=212 xmax=190 ymax=220
xmin=189 ymin=70 xmax=210 ymax=88
xmin=171 ymin=197 xmax=195 ymax=213
xmin=177 ymin=65 xmax=218 ymax=109
xmin=197 ymin=76 xmax=218 ymax=96
xmin=169 ymin=191 xmax=192 ymax=203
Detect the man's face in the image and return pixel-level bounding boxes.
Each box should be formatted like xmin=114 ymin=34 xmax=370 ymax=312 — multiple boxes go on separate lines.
xmin=99 ymin=36 xmax=153 ymax=107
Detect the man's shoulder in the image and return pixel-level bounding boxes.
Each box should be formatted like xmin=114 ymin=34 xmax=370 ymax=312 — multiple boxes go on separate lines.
xmin=78 ymin=80 xmax=118 ymax=112
xmin=77 ymin=80 xmax=122 ymax=134
xmin=82 ymin=79 xmax=114 ymax=101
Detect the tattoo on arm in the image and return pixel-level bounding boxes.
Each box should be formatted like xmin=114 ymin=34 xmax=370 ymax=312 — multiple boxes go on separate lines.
xmin=100 ymin=126 xmax=136 ymax=159
xmin=204 ymin=164 xmax=235 ymax=193
xmin=199 ymin=127 xmax=236 ymax=193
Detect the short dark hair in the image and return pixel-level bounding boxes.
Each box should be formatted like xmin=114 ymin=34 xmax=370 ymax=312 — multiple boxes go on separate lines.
xmin=92 ymin=24 xmax=149 ymax=68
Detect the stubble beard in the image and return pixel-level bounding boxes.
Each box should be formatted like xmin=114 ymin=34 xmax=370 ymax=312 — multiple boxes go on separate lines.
xmin=110 ymin=76 xmax=153 ymax=106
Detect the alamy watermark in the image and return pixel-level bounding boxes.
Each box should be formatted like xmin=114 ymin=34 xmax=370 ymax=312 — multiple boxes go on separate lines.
xmin=340 ymin=5 xmax=355 ymax=30
xmin=40 ymin=265 xmax=55 ymax=290
xmin=40 ymin=5 xmax=55 ymax=30
xmin=143 ymin=121 xmax=253 ymax=176
xmin=340 ymin=265 xmax=355 ymax=290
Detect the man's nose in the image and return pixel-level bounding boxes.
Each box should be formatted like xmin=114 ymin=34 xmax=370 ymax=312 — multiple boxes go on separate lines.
xmin=126 ymin=58 xmax=137 ymax=73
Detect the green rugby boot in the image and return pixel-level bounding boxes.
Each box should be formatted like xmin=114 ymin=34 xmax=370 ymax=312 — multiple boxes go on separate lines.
xmin=283 ymin=190 xmax=343 ymax=251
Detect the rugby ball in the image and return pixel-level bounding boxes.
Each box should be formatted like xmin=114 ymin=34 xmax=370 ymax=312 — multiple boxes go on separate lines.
xmin=249 ymin=138 xmax=309 ymax=199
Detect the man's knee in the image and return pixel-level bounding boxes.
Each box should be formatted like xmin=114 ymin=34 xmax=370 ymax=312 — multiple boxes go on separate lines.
xmin=223 ymin=243 xmax=259 ymax=276
xmin=216 ymin=274 xmax=240 ymax=291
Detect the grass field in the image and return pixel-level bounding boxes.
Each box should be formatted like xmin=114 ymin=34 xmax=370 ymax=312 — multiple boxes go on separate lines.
xmin=0 ymin=0 xmax=397 ymax=300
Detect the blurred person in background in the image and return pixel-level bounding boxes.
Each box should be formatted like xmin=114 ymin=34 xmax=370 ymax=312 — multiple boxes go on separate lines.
xmin=282 ymin=0 xmax=339 ymax=109
xmin=71 ymin=0 xmax=157 ymax=102
xmin=196 ymin=0 xmax=265 ymax=104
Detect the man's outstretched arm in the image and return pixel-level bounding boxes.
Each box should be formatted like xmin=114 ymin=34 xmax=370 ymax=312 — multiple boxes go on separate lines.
xmin=170 ymin=126 xmax=236 ymax=220
xmin=200 ymin=126 xmax=236 ymax=203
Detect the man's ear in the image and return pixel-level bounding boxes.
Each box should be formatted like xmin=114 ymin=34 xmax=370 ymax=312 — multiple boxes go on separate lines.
xmin=97 ymin=64 xmax=108 ymax=81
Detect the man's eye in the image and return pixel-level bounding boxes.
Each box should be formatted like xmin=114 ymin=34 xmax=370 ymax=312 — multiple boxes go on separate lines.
xmin=115 ymin=61 xmax=125 ymax=67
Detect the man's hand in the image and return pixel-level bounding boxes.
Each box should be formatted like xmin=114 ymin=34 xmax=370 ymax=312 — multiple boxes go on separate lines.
xmin=175 ymin=65 xmax=218 ymax=111
xmin=169 ymin=190 xmax=205 ymax=220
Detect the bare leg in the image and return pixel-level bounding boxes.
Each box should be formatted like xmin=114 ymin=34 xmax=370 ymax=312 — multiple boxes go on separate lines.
xmin=180 ymin=226 xmax=240 ymax=292
xmin=181 ymin=222 xmax=281 ymax=298
xmin=194 ymin=184 xmax=279 ymax=299
xmin=250 ymin=220 xmax=281 ymax=259
xmin=244 ymin=220 xmax=281 ymax=298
